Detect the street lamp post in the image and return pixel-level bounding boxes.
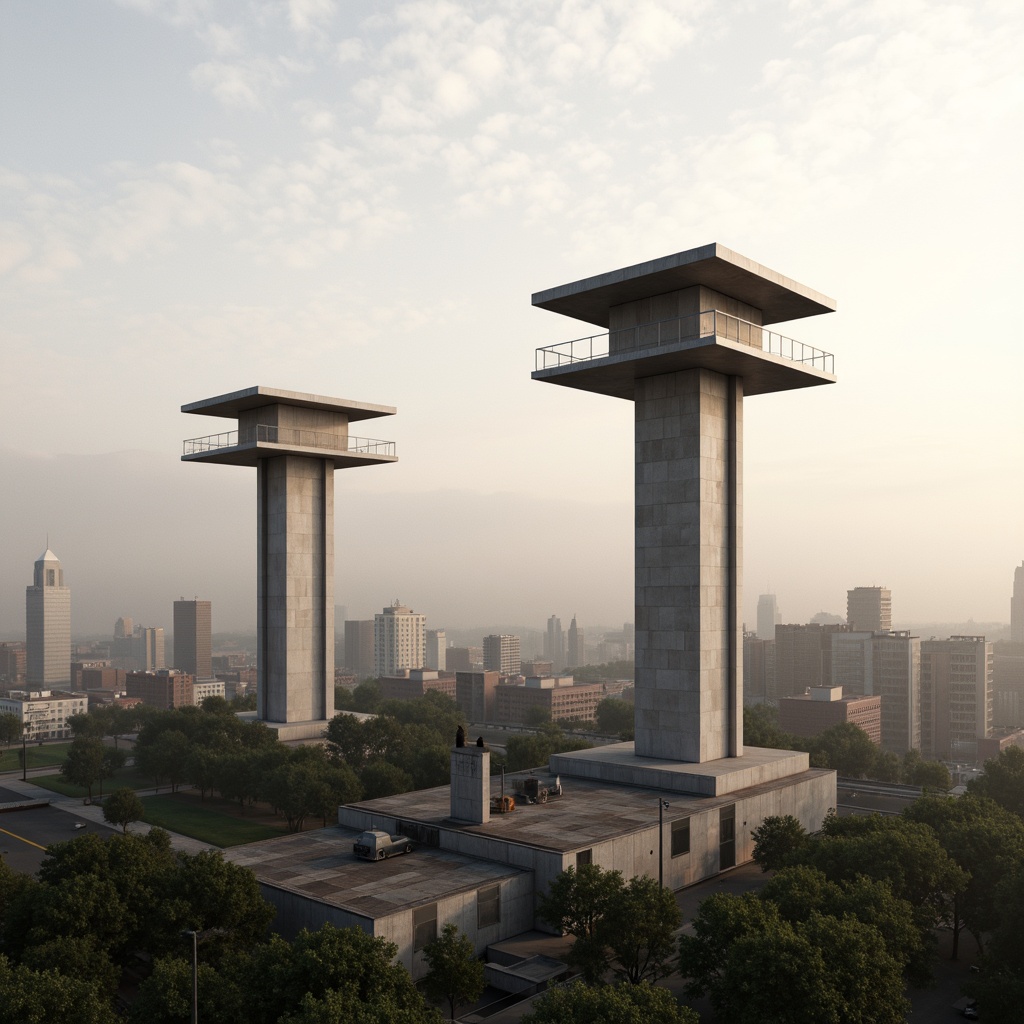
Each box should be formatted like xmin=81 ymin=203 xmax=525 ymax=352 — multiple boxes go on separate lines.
xmin=21 ymin=732 xmax=27 ymax=782
xmin=658 ymin=798 xmax=669 ymax=888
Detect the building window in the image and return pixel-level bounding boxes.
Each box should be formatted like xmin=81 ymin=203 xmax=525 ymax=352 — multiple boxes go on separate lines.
xmin=671 ymin=817 xmax=690 ymax=857
xmin=477 ymin=884 xmax=501 ymax=929
xmin=413 ymin=904 xmax=437 ymax=951
xmin=576 ymin=849 xmax=592 ymax=868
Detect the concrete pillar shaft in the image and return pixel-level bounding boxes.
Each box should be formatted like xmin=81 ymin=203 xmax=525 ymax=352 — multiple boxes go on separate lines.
xmin=633 ymin=369 xmax=743 ymax=762
xmin=257 ymin=456 xmax=335 ymax=723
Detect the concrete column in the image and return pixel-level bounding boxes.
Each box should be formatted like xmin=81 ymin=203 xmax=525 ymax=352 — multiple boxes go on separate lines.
xmin=633 ymin=369 xmax=743 ymax=762
xmin=257 ymin=455 xmax=335 ymax=724
xmin=449 ymin=746 xmax=491 ymax=824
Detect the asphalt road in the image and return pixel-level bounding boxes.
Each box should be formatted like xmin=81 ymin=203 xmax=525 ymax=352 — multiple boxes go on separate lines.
xmin=0 ymin=802 xmax=114 ymax=875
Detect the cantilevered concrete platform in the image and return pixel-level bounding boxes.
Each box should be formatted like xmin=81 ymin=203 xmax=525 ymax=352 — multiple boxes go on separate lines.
xmin=548 ymin=743 xmax=810 ymax=797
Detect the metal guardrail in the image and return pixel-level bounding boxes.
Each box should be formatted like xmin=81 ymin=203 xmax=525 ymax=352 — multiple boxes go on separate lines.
xmin=183 ymin=425 xmax=395 ymax=458
xmin=535 ymin=309 xmax=834 ymax=374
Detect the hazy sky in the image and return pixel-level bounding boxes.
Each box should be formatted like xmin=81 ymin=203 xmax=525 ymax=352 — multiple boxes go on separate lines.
xmin=1 ymin=0 xmax=1022 ymax=637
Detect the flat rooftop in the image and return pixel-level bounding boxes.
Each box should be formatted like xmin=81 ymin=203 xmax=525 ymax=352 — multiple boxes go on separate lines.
xmin=342 ymin=763 xmax=833 ymax=855
xmin=181 ymin=386 xmax=396 ymax=422
xmin=532 ymin=243 xmax=836 ymax=328
xmin=224 ymin=826 xmax=528 ymax=919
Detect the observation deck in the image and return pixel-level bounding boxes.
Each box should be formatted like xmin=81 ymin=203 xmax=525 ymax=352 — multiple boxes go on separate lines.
xmin=180 ymin=386 xmax=397 ymax=468
xmin=531 ymin=242 xmax=836 ymax=399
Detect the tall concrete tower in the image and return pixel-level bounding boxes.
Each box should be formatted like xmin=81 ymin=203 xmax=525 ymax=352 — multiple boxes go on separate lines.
xmin=182 ymin=387 xmax=396 ymax=740
xmin=533 ymin=243 xmax=835 ymax=770
xmin=756 ymin=593 xmax=778 ymax=641
xmin=26 ymin=547 xmax=71 ymax=685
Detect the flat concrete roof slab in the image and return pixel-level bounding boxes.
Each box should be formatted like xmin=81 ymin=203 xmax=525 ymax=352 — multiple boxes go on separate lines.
xmin=532 ymin=243 xmax=836 ymax=328
xmin=341 ymin=762 xmax=832 ymax=856
xmin=181 ymin=442 xmax=398 ymax=469
xmin=224 ymin=826 xmax=529 ymax=920
xmin=532 ymin=335 xmax=835 ymax=399
xmin=182 ymin=386 xmax=396 ymax=422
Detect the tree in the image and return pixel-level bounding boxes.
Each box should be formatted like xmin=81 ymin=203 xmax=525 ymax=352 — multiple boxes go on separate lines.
xmin=969 ymin=746 xmax=1024 ymax=818
xmin=521 ymin=980 xmax=697 ymax=1024
xmin=360 ymin=759 xmax=413 ymax=799
xmin=808 ymin=722 xmax=878 ymax=777
xmin=102 ymin=786 xmax=145 ymax=833
xmin=679 ymin=892 xmax=909 ymax=1024
xmin=0 ymin=955 xmax=119 ymax=1024
xmin=421 ymin=923 xmax=484 ymax=1021
xmin=59 ymin=737 xmax=106 ymax=800
xmin=600 ymin=874 xmax=680 ymax=984
xmin=97 ymin=746 xmax=127 ymax=797
xmin=743 ymin=704 xmax=791 ymax=749
xmin=751 ymin=815 xmax=809 ymax=872
xmin=0 ymin=711 xmax=22 ymax=749
xmin=595 ymin=698 xmax=634 ymax=738
xmin=901 ymin=750 xmax=951 ymax=791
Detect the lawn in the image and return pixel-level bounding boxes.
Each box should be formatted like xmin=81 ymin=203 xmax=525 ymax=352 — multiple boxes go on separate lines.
xmin=0 ymin=742 xmax=74 ymax=773
xmin=141 ymin=794 xmax=288 ymax=847
xmin=29 ymin=765 xmax=152 ymax=800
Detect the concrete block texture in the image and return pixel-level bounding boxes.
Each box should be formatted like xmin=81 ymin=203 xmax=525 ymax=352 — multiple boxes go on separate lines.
xmin=257 ymin=456 xmax=335 ymax=723
xmin=633 ymin=369 xmax=743 ymax=762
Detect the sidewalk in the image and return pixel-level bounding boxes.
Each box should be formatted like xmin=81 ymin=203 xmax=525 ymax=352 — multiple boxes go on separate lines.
xmin=0 ymin=775 xmax=215 ymax=854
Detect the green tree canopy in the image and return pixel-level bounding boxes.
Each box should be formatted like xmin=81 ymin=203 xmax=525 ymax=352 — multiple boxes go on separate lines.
xmin=968 ymin=746 xmax=1024 ymax=818
xmin=59 ymin=736 xmax=107 ymax=800
xmin=750 ymin=815 xmax=809 ymax=872
xmin=521 ymin=980 xmax=697 ymax=1024
xmin=102 ymin=786 xmax=145 ymax=833
xmin=595 ymin=698 xmax=634 ymax=738
xmin=421 ymin=923 xmax=484 ymax=1021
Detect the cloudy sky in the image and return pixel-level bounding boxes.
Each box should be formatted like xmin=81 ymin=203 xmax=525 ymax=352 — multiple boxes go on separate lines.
xmin=1 ymin=0 xmax=1022 ymax=638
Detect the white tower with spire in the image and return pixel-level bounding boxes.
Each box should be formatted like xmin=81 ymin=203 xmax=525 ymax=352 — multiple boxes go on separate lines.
xmin=26 ymin=547 xmax=71 ymax=686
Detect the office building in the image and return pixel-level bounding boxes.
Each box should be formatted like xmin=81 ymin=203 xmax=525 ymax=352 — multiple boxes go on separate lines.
xmin=847 ymin=587 xmax=892 ymax=633
xmin=920 ymin=636 xmax=993 ymax=761
xmin=25 ymin=548 xmax=71 ymax=686
xmin=779 ymin=686 xmax=882 ymax=745
xmin=483 ymin=635 xmax=521 ymax=676
xmin=446 ymin=647 xmax=473 ymax=673
xmin=0 ymin=689 xmax=87 ymax=740
xmin=343 ymin=620 xmax=375 ymax=678
xmin=0 ymin=643 xmax=26 ymax=687
xmin=173 ymin=599 xmax=212 ymax=680
xmin=566 ymin=617 xmax=584 ymax=669
xmin=774 ymin=623 xmax=847 ymax=699
xmin=374 ymin=602 xmax=426 ymax=678
xmin=425 ymin=629 xmax=447 ymax=672
xmin=114 ymin=616 xmax=133 ymax=639
xmin=833 ymin=630 xmax=920 ymax=754
xmin=193 ymin=679 xmax=227 ymax=705
xmin=494 ymin=677 xmax=604 ymax=724
xmin=126 ymin=669 xmax=195 ymax=710
xmin=993 ymin=641 xmax=1024 ymax=728
xmin=543 ymin=615 xmax=564 ymax=671
xmin=379 ymin=669 xmax=456 ymax=702
xmin=455 ymin=670 xmax=499 ymax=722
xmin=756 ymin=594 xmax=779 ymax=641
xmin=742 ymin=633 xmax=774 ymax=705
xmin=1012 ymin=563 xmax=1024 ymax=643
xmin=183 ymin=386 xmax=397 ymax=739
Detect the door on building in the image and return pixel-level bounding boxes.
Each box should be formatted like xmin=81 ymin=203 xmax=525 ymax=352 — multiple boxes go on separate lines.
xmin=719 ymin=805 xmax=736 ymax=870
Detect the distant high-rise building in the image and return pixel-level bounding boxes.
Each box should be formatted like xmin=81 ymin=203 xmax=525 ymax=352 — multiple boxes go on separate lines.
xmin=756 ymin=594 xmax=779 ymax=641
xmin=774 ymin=622 xmax=847 ymax=699
xmin=920 ymin=636 xmax=993 ymax=761
xmin=483 ymin=634 xmax=521 ymax=675
xmin=374 ymin=601 xmax=426 ymax=677
xmin=26 ymin=548 xmax=71 ymax=686
xmin=114 ymin=616 xmax=133 ymax=639
xmin=847 ymin=587 xmax=892 ymax=633
xmin=174 ymin=599 xmax=212 ymax=679
xmin=743 ymin=633 xmax=775 ymax=705
xmin=544 ymin=615 xmax=564 ymax=671
xmin=566 ymin=616 xmax=585 ymax=669
xmin=1012 ymin=562 xmax=1024 ymax=642
xmin=343 ymin=620 xmax=375 ymax=678
xmin=833 ymin=630 xmax=920 ymax=754
xmin=425 ymin=629 xmax=447 ymax=671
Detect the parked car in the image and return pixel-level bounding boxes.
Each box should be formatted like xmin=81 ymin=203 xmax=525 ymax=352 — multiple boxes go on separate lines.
xmin=352 ymin=830 xmax=413 ymax=861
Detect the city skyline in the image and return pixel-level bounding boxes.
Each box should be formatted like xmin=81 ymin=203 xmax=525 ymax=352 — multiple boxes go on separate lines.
xmin=1 ymin=2 xmax=1022 ymax=634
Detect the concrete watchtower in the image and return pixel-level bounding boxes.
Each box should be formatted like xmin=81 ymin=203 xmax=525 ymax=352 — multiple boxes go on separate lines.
xmin=532 ymin=244 xmax=835 ymax=767
xmin=182 ymin=386 xmax=396 ymax=740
